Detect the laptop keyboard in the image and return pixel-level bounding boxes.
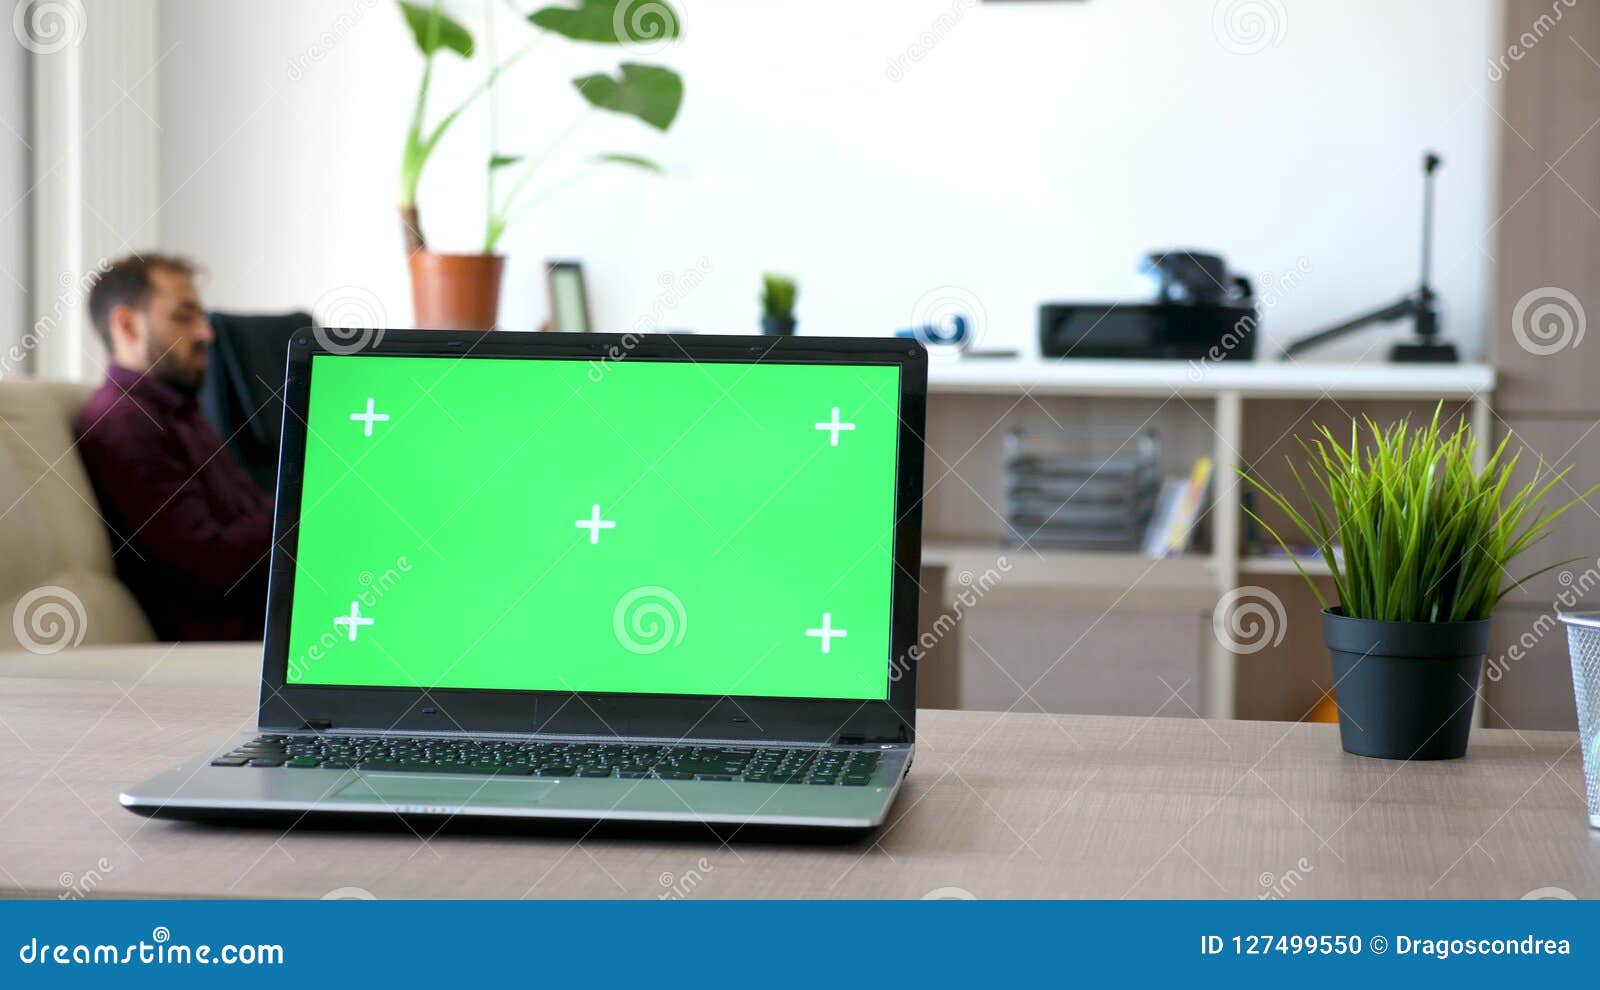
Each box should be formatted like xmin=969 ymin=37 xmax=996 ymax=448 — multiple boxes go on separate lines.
xmin=210 ymin=735 xmax=883 ymax=786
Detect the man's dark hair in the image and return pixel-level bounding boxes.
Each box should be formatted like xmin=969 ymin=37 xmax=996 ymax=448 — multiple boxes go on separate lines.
xmin=86 ymin=253 xmax=198 ymax=350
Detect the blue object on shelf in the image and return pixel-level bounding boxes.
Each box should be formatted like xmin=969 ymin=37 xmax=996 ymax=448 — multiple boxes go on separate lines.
xmin=894 ymin=313 xmax=970 ymax=347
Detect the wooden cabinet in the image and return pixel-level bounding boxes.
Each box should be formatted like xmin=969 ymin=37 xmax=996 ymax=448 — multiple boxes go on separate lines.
xmin=956 ymin=606 xmax=1206 ymax=718
xmin=1482 ymin=0 xmax=1600 ymax=729
xmin=1496 ymin=417 xmax=1600 ymax=607
xmin=1489 ymin=0 xmax=1600 ymax=416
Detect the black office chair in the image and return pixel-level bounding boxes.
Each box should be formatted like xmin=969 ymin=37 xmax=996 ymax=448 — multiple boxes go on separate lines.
xmin=199 ymin=311 xmax=313 ymax=493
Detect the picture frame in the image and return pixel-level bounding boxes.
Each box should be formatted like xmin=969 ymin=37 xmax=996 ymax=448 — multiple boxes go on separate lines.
xmin=544 ymin=260 xmax=593 ymax=333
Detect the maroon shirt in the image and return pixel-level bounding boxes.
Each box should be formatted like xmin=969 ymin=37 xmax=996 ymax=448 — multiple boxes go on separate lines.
xmin=74 ymin=365 xmax=274 ymax=641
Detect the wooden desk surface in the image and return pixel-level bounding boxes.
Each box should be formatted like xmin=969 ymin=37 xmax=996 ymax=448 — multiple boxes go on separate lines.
xmin=1 ymin=677 xmax=1595 ymax=900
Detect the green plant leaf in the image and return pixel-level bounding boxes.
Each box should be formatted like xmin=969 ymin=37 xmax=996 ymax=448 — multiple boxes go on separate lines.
xmin=572 ymin=63 xmax=683 ymax=131
xmin=397 ymin=1 xmax=475 ymax=57
xmin=1236 ymin=401 xmax=1600 ymax=623
xmin=490 ymin=154 xmax=524 ymax=170
xmin=592 ymin=152 xmax=664 ymax=172
xmin=761 ymin=273 xmax=798 ymax=319
xmin=528 ymin=0 xmax=682 ymax=45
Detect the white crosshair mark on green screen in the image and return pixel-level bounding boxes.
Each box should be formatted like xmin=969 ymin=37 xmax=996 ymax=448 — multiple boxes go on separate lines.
xmin=349 ymin=398 xmax=390 ymax=437
xmin=815 ymin=407 xmax=856 ymax=446
xmin=334 ymin=601 xmax=374 ymax=642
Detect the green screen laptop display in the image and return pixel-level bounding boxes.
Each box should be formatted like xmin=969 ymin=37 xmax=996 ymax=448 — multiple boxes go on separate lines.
xmin=284 ymin=354 xmax=901 ymax=701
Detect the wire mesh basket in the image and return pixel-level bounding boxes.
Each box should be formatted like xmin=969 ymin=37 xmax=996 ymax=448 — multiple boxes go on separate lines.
xmin=1557 ymin=612 xmax=1600 ymax=829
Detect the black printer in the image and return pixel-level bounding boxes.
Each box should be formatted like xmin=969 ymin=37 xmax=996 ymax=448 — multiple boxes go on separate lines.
xmin=1039 ymin=250 xmax=1258 ymax=361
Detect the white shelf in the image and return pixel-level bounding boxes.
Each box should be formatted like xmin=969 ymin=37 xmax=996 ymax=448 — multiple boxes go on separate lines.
xmin=921 ymin=540 xmax=1218 ymax=612
xmin=1238 ymin=556 xmax=1334 ymax=577
xmin=928 ymin=358 xmax=1494 ymax=400
xmin=915 ymin=369 xmax=1494 ymax=721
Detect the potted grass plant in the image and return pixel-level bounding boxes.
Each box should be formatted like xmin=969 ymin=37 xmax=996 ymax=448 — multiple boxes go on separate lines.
xmin=760 ymin=273 xmax=798 ymax=336
xmin=1242 ymin=404 xmax=1596 ymax=760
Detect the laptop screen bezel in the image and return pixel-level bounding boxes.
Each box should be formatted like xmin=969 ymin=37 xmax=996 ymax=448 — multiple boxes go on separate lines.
xmin=258 ymin=329 xmax=926 ymax=745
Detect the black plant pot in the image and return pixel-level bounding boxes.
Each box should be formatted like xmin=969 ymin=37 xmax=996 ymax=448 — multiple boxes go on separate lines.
xmin=1322 ymin=608 xmax=1491 ymax=761
xmin=761 ymin=315 xmax=796 ymax=336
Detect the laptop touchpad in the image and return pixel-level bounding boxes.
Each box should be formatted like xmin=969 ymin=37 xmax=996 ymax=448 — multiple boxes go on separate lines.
xmin=335 ymin=775 xmax=558 ymax=807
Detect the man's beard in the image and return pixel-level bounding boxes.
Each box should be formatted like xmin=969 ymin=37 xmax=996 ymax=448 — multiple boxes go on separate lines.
xmin=147 ymin=341 xmax=206 ymax=391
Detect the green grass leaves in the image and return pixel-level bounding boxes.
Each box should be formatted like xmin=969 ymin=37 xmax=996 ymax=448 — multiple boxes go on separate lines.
xmin=1241 ymin=403 xmax=1598 ymax=623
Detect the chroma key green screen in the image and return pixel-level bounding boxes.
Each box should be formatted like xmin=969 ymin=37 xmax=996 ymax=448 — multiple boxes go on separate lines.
xmin=284 ymin=354 xmax=901 ymax=701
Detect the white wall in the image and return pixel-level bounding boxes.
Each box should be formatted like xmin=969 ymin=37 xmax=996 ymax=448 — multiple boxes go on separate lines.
xmin=0 ymin=39 xmax=28 ymax=357
xmin=157 ymin=0 xmax=1499 ymax=359
xmin=29 ymin=0 xmax=161 ymax=381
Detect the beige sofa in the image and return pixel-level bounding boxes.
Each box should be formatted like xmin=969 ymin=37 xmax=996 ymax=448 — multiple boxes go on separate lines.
xmin=0 ymin=378 xmax=259 ymax=683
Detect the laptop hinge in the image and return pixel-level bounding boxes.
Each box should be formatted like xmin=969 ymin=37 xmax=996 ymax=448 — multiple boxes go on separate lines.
xmin=835 ymin=734 xmax=867 ymax=746
xmin=302 ymin=719 xmax=333 ymax=732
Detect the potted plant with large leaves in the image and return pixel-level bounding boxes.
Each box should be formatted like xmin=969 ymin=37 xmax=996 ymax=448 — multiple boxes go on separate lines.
xmin=397 ymin=0 xmax=685 ymax=329
xmin=1242 ymin=405 xmax=1596 ymax=760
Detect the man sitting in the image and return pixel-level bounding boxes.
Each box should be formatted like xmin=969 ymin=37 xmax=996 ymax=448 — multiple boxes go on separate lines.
xmin=74 ymin=255 xmax=274 ymax=641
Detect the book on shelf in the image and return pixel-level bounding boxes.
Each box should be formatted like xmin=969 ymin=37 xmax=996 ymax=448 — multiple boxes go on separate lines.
xmin=1140 ymin=480 xmax=1186 ymax=557
xmin=1142 ymin=456 xmax=1214 ymax=558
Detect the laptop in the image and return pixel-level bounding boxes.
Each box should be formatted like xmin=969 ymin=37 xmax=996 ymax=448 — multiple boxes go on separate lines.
xmin=121 ymin=330 xmax=928 ymax=831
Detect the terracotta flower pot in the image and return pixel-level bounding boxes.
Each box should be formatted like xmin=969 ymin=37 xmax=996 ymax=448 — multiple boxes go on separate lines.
xmin=408 ymin=251 xmax=505 ymax=330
